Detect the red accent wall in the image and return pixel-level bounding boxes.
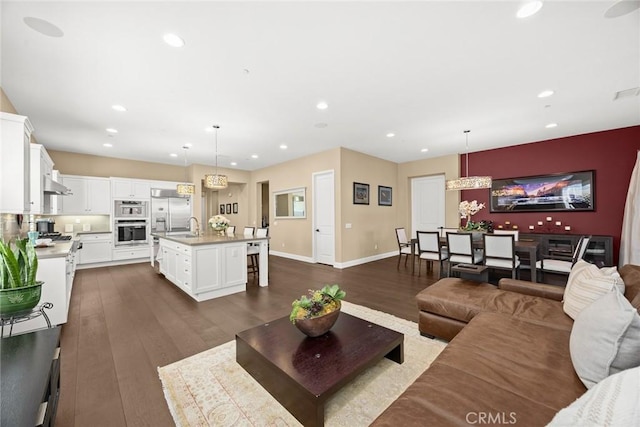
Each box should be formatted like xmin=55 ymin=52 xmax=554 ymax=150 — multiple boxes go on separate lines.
xmin=461 ymin=125 xmax=640 ymax=265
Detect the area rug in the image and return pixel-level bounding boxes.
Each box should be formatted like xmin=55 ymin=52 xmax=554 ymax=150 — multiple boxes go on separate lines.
xmin=158 ymin=301 xmax=446 ymax=426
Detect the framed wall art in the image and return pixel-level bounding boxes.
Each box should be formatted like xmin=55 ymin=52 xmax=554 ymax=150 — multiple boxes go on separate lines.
xmin=226 ymin=203 xmax=232 ymax=214
xmin=490 ymin=170 xmax=595 ymax=213
xmin=378 ymin=186 xmax=392 ymax=206
xmin=232 ymin=202 xmax=238 ymax=214
xmin=353 ymin=182 xmax=370 ymax=205
xmin=220 ymin=204 xmax=225 ymax=214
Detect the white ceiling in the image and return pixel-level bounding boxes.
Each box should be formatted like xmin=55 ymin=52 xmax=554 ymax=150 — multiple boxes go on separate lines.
xmin=1 ymin=1 xmax=639 ymax=171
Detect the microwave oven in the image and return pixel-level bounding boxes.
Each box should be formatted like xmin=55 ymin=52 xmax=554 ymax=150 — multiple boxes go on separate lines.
xmin=114 ymin=200 xmax=148 ymax=218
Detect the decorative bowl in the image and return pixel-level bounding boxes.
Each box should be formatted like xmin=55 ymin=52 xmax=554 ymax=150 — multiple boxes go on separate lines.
xmin=293 ymin=306 xmax=341 ymax=338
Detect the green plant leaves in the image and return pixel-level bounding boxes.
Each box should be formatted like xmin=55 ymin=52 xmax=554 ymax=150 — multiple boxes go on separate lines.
xmin=0 ymin=238 xmax=38 ymax=289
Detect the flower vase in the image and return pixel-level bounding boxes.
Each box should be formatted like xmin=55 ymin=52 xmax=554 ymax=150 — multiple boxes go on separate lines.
xmin=212 ymin=226 xmax=226 ymax=235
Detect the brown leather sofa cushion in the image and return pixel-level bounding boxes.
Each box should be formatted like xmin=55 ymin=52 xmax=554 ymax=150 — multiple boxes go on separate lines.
xmin=620 ymin=264 xmax=640 ymax=309
xmin=373 ymin=312 xmax=587 ymax=426
xmin=416 ymin=278 xmax=573 ymax=331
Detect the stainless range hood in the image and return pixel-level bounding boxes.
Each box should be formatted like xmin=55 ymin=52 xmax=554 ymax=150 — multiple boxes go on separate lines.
xmin=43 ymin=176 xmax=71 ymax=195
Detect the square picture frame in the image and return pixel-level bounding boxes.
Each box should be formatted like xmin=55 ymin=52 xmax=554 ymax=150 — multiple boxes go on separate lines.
xmin=226 ymin=203 xmax=232 ymax=214
xmin=378 ymin=186 xmax=392 ymax=206
xmin=220 ymin=204 xmax=225 ymax=214
xmin=232 ymin=202 xmax=238 ymax=214
xmin=353 ymin=182 xmax=370 ymax=205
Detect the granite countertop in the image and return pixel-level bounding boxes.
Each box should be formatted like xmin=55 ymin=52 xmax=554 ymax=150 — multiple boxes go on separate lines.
xmin=152 ymin=231 xmax=269 ymax=246
xmin=34 ymin=241 xmax=75 ymax=259
xmin=75 ymin=230 xmax=112 ymax=235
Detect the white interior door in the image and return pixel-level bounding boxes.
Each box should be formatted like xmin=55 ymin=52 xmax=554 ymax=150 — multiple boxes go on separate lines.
xmin=313 ymin=170 xmax=335 ymax=265
xmin=411 ymin=175 xmax=445 ymax=238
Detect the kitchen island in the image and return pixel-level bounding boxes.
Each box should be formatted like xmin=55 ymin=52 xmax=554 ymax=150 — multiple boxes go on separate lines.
xmin=152 ymin=232 xmax=269 ymax=302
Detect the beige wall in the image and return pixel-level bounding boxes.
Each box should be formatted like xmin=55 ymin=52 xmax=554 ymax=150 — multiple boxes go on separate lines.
xmin=340 ymin=148 xmax=398 ymax=261
xmin=397 ymin=155 xmax=461 ymax=235
xmin=250 ymin=148 xmax=341 ymax=260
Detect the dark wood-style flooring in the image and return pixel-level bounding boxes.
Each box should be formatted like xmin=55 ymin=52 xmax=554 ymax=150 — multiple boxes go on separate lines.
xmin=56 ymin=255 xmax=442 ymax=427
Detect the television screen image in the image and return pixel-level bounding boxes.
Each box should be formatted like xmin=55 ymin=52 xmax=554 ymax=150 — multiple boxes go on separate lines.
xmin=490 ymin=171 xmax=594 ymax=213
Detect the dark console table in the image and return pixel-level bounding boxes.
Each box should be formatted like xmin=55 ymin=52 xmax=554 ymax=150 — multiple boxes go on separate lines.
xmin=519 ymin=233 xmax=613 ymax=267
xmin=1 ymin=327 xmax=61 ymax=427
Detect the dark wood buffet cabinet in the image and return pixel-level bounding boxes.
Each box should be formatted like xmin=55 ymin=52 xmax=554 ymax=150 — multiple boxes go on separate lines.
xmin=518 ymin=233 xmax=614 ymax=267
xmin=1 ymin=327 xmax=61 ymax=427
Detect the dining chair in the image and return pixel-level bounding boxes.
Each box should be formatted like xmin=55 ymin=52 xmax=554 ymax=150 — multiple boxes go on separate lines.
xmin=226 ymin=225 xmax=236 ymax=236
xmin=536 ymin=235 xmax=592 ymax=280
xmin=446 ymin=232 xmax=484 ymax=277
xmin=483 ymin=234 xmax=520 ymax=279
xmin=417 ymin=231 xmax=448 ymax=278
xmin=247 ymin=227 xmax=268 ymax=275
xmin=493 ymin=229 xmax=519 ymax=241
xmin=395 ymin=227 xmax=414 ymax=269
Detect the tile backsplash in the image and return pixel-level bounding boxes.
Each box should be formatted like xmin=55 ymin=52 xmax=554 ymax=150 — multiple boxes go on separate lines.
xmin=1 ymin=214 xmax=111 ymax=241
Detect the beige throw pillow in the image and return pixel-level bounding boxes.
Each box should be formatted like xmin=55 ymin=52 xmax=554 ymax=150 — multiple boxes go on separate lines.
xmin=569 ymin=290 xmax=640 ymax=389
xmin=563 ymin=260 xmax=625 ymax=320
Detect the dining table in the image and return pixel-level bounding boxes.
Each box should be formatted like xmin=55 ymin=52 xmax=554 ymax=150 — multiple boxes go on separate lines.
xmin=410 ymin=236 xmax=540 ymax=283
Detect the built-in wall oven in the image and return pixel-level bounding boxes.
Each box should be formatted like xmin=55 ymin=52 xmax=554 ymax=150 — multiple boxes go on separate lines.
xmin=114 ymin=200 xmax=148 ymax=218
xmin=115 ymin=219 xmax=148 ymax=246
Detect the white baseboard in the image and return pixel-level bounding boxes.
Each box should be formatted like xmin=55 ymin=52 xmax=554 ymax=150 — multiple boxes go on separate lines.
xmin=269 ymin=250 xmax=397 ymax=269
xmin=269 ymin=250 xmax=314 ymax=264
xmin=334 ymin=251 xmax=397 ymax=269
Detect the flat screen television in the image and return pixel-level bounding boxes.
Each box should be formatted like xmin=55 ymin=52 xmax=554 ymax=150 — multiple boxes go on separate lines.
xmin=490 ymin=170 xmax=595 ymax=213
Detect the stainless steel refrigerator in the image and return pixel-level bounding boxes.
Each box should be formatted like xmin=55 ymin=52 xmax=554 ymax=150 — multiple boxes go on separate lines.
xmin=150 ymin=188 xmax=191 ymax=232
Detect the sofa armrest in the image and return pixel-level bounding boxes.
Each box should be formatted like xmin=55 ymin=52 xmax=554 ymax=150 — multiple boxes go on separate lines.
xmin=498 ymin=279 xmax=564 ymax=301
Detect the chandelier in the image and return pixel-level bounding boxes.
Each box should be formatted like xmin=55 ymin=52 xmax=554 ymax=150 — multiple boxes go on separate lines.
xmin=445 ymin=130 xmax=492 ymax=191
xmin=176 ymin=145 xmax=195 ymax=196
xmin=204 ymin=125 xmax=228 ymax=189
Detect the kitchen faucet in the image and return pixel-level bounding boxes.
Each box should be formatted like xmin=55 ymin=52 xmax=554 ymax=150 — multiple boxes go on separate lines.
xmin=188 ymin=217 xmax=200 ymax=236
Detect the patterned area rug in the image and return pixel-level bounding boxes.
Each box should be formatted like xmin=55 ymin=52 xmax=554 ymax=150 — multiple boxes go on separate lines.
xmin=158 ymin=301 xmax=446 ymax=426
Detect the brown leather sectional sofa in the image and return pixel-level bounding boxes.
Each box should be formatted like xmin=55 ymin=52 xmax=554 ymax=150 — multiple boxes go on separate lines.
xmin=373 ymin=264 xmax=640 ymax=426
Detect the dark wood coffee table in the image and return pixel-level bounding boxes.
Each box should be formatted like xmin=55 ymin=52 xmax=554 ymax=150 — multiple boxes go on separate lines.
xmin=236 ymin=312 xmax=404 ymax=427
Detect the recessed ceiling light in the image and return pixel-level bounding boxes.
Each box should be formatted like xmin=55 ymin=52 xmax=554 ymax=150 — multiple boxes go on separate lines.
xmin=230 ymin=162 xmax=237 ymax=166
xmin=111 ymin=105 xmax=127 ymax=112
xmin=103 ymin=143 xmax=113 ymax=148
xmin=106 ymin=128 xmax=118 ymax=134
xmin=279 ymin=144 xmax=288 ymax=149
xmin=23 ymin=17 xmax=64 ymax=37
xmin=421 ymin=148 xmax=429 ymax=153
xmin=163 ymin=33 xmax=185 ymax=48
xmin=314 ymin=123 xmax=328 ymax=128
xmin=316 ymin=102 xmax=328 ymax=110
xmin=538 ymin=90 xmax=554 ymax=98
xmin=251 ymin=154 xmax=259 ymax=159
xmin=205 ymin=127 xmax=214 ymax=133
xmin=184 ymin=143 xmax=193 ymax=147
xmin=545 ymin=123 xmax=558 ymax=128
xmin=386 ymin=133 xmax=395 ymax=138
xmin=170 ymin=153 xmax=178 ymax=157
xmin=517 ymin=1 xmax=543 ymax=18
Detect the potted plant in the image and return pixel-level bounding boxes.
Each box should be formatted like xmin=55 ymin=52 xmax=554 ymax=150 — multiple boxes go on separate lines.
xmin=0 ymin=238 xmax=43 ymax=316
xmin=290 ymin=284 xmax=346 ymax=337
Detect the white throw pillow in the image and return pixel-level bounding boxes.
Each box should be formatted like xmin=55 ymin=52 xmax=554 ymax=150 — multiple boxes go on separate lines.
xmin=547 ymin=366 xmax=640 ymax=427
xmin=569 ymin=290 xmax=640 ymax=389
xmin=563 ymin=260 xmax=625 ymax=320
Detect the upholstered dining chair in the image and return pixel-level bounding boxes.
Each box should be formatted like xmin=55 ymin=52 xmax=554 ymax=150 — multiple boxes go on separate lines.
xmin=395 ymin=227 xmax=414 ymax=269
xmin=417 ymin=231 xmax=449 ymax=278
xmin=483 ymin=234 xmax=520 ymax=279
xmin=536 ymin=235 xmax=591 ymax=280
xmin=493 ymin=229 xmax=519 ymax=241
xmin=247 ymin=227 xmax=268 ymax=275
xmin=226 ymin=225 xmax=236 ymax=236
xmin=446 ymin=232 xmax=484 ymax=277
xmin=243 ymin=226 xmax=255 ymax=237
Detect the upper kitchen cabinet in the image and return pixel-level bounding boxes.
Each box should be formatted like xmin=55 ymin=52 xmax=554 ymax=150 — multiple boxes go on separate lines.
xmin=60 ymin=175 xmax=111 ymax=214
xmin=29 ymin=143 xmax=54 ymax=214
xmin=0 ymin=112 xmax=34 ymax=213
xmin=111 ymin=178 xmax=151 ymax=200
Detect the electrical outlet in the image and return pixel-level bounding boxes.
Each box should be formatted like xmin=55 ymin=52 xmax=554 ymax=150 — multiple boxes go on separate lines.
xmin=374 ymin=244 xmax=378 ymax=250
xmin=282 ymin=242 xmax=285 ymax=247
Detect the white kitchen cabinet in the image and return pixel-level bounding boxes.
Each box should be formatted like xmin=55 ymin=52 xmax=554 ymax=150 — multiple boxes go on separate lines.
xmin=0 ymin=112 xmax=33 ymax=213
xmin=111 ymin=178 xmax=151 ymax=200
xmin=60 ymin=175 xmax=111 ymax=214
xmin=78 ymin=233 xmax=113 ymax=264
xmin=112 ymin=246 xmax=149 ymax=261
xmin=29 ymin=143 xmax=55 ymax=214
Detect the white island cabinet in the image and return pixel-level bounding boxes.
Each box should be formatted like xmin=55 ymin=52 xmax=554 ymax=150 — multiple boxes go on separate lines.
xmin=155 ymin=232 xmax=268 ymax=301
